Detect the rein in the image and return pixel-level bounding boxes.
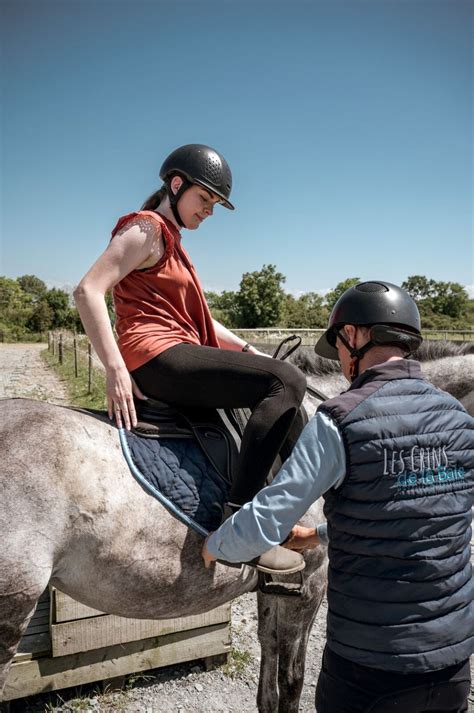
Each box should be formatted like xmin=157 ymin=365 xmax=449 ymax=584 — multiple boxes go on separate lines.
xmin=272 ymin=335 xmax=330 ymax=403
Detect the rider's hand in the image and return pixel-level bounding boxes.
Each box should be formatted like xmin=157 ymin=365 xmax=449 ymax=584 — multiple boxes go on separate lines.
xmin=283 ymin=526 xmax=319 ymax=552
xmin=106 ymin=366 xmax=147 ymax=431
xmin=202 ymin=536 xmax=217 ymax=569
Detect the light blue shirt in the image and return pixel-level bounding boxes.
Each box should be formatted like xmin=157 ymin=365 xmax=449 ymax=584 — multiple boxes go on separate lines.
xmin=206 ymin=411 xmax=346 ymax=562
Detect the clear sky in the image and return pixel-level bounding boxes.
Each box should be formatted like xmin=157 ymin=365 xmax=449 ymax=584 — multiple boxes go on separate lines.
xmin=2 ymin=0 xmax=472 ymax=297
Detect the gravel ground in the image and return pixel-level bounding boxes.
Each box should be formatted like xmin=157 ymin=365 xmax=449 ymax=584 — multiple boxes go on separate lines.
xmin=0 ymin=342 xmax=68 ymax=403
xmin=2 ymin=343 xmax=472 ymax=712
xmin=10 ymin=595 xmax=327 ymax=713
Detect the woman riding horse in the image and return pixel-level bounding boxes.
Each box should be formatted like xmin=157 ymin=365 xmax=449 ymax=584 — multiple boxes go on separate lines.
xmin=74 ymin=143 xmax=305 ymax=574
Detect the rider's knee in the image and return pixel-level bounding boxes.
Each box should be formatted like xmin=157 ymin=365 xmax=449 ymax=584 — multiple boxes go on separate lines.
xmin=275 ymin=361 xmax=306 ymax=406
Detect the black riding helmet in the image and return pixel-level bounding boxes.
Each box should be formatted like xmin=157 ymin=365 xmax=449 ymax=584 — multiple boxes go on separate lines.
xmin=314 ymin=281 xmax=423 ymax=363
xmin=159 ymin=144 xmax=234 ymax=226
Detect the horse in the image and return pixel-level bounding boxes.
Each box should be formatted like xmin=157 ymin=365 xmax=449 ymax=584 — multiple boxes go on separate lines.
xmin=1 ymin=342 xmax=472 ymax=712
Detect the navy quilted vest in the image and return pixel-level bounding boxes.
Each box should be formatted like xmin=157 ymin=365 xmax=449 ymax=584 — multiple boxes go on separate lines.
xmin=318 ymin=359 xmax=474 ymax=673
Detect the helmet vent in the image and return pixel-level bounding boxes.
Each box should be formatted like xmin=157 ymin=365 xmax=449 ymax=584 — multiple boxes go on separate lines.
xmin=355 ymin=282 xmax=389 ymax=293
xmin=205 ymin=155 xmax=222 ymax=184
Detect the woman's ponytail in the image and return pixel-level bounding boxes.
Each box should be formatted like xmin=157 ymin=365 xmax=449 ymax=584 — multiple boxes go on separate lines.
xmin=140 ymin=185 xmax=167 ymax=211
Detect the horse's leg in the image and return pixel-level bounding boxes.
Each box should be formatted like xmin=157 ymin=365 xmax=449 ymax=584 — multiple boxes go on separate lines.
xmin=256 ymin=593 xmax=280 ymax=712
xmin=257 ymin=550 xmax=327 ymax=713
xmin=0 ymin=562 xmax=51 ymax=698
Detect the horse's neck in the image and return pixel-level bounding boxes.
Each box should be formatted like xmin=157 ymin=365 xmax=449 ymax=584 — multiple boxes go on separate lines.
xmin=421 ymin=354 xmax=473 ymax=390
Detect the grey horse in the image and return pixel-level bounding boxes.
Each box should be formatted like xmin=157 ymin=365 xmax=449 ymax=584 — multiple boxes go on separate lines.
xmin=1 ymin=344 xmax=472 ymax=711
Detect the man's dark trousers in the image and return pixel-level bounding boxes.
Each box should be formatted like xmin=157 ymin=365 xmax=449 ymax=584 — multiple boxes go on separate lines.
xmin=316 ymin=645 xmax=471 ymax=713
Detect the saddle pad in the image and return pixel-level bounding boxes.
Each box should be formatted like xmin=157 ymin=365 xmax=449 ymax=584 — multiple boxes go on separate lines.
xmin=120 ymin=428 xmax=230 ymax=536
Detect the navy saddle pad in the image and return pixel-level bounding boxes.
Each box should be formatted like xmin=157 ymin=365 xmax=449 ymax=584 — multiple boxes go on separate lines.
xmin=119 ymin=400 xmax=243 ymax=536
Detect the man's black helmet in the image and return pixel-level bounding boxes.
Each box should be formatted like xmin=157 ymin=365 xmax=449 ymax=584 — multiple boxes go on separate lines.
xmin=159 ymin=144 xmax=234 ymax=210
xmin=315 ymin=281 xmax=422 ymax=360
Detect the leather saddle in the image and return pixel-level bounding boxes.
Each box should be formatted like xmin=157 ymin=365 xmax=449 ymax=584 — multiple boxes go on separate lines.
xmin=132 ymin=397 xmax=246 ymax=488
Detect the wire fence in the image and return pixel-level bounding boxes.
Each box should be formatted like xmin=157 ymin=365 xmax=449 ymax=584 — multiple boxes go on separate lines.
xmin=48 ymin=331 xmax=105 ymax=394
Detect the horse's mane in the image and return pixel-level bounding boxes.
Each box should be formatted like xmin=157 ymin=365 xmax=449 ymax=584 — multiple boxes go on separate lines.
xmin=413 ymin=340 xmax=474 ymax=360
xmin=288 ymin=340 xmax=474 ymax=376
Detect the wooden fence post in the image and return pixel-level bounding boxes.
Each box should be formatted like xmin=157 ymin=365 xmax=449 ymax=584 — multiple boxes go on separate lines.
xmin=88 ymin=342 xmax=92 ymax=394
xmin=59 ymin=334 xmax=63 ymax=365
xmin=74 ymin=337 xmax=78 ymax=378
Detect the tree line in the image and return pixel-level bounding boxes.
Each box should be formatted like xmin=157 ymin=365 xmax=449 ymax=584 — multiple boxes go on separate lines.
xmin=0 ymin=269 xmax=471 ymax=341
xmin=0 ymin=275 xmax=113 ymax=341
xmin=205 ymin=268 xmax=472 ymax=330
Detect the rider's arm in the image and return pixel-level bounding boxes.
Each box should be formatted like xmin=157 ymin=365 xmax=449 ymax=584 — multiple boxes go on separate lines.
xmin=211 ymin=319 xmax=256 ymax=353
xmin=211 ymin=320 xmax=269 ymax=357
xmin=206 ymin=411 xmax=346 ymax=562
xmin=73 ymin=217 xmax=165 ymax=428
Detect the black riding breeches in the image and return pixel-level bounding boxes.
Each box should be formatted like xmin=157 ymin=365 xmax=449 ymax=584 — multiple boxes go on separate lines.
xmin=131 ymin=343 xmax=307 ymax=504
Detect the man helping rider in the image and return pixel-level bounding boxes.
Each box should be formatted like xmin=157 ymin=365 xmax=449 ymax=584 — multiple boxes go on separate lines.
xmin=202 ymin=281 xmax=473 ymax=713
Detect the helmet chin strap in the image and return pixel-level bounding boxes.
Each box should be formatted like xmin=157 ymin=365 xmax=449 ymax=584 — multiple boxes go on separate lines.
xmin=164 ymin=177 xmax=192 ymax=227
xmin=336 ymin=330 xmax=374 ymax=381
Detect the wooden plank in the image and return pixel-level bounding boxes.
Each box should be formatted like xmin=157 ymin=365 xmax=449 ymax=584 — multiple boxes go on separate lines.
xmin=14 ymin=632 xmax=51 ymax=662
xmin=23 ymin=622 xmax=50 ymax=636
xmin=32 ymin=601 xmax=50 ymax=613
xmin=27 ymin=613 xmax=49 ymax=625
xmin=52 ymin=589 xmax=103 ymax=623
xmin=37 ymin=589 xmax=50 ymax=605
xmin=3 ymin=621 xmax=231 ymax=701
xmin=51 ymin=604 xmax=231 ymax=657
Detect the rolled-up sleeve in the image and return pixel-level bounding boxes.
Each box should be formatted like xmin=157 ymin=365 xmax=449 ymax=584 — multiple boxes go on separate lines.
xmin=206 ymin=411 xmax=346 ymax=562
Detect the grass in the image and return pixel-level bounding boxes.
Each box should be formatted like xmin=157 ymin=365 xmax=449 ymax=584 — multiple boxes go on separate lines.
xmin=222 ymin=647 xmax=253 ymax=679
xmin=124 ymin=672 xmax=156 ymax=690
xmin=41 ymin=345 xmax=107 ymax=410
xmin=31 ymin=683 xmax=122 ymax=712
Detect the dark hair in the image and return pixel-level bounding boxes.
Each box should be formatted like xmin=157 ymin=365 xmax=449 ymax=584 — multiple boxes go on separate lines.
xmin=140 ymin=184 xmax=167 ymax=211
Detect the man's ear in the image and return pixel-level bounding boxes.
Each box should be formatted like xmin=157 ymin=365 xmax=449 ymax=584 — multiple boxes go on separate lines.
xmin=343 ymin=324 xmax=357 ymax=349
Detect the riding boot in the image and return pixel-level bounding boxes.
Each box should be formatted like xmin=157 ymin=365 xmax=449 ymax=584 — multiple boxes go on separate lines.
xmin=217 ymin=503 xmax=305 ymax=575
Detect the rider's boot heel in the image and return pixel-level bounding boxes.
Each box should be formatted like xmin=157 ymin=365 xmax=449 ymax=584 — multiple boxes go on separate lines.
xmin=217 ymin=503 xmax=305 ymax=575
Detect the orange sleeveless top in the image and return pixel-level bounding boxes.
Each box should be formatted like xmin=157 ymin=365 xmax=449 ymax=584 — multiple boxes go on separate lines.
xmin=112 ymin=210 xmax=219 ymax=372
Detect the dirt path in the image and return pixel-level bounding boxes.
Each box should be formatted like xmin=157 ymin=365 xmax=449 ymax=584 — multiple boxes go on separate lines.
xmin=0 ymin=343 xmax=68 ymax=403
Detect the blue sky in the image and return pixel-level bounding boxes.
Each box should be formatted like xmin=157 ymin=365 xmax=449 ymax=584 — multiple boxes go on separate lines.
xmin=2 ymin=0 xmax=472 ymax=297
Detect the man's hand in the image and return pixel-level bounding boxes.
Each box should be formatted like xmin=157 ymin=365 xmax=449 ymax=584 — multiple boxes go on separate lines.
xmin=283 ymin=525 xmax=319 ymax=551
xmin=202 ymin=536 xmax=217 ymax=569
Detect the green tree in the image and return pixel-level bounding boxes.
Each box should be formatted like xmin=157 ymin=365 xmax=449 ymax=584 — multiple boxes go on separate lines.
xmin=17 ymin=275 xmax=47 ymax=302
xmin=45 ymin=288 xmax=74 ymax=329
xmin=237 ymin=264 xmax=286 ymax=327
xmin=430 ymin=281 xmax=469 ymax=320
xmin=402 ymin=276 xmax=469 ymax=321
xmin=401 ymin=275 xmax=433 ymax=302
xmin=0 ymin=277 xmax=32 ymax=328
xmin=325 ymin=278 xmax=360 ymax=311
xmin=216 ymin=290 xmax=241 ymax=327
xmin=282 ymin=292 xmax=327 ymax=328
xmin=27 ymin=300 xmax=54 ymax=332
xmin=204 ymin=291 xmax=221 ymax=310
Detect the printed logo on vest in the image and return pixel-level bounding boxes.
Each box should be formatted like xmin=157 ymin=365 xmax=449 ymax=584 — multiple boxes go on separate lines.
xmin=383 ymin=446 xmax=466 ymax=489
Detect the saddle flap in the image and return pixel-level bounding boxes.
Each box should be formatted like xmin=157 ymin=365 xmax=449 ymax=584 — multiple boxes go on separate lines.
xmin=132 ymin=399 xmax=240 ymax=485
xmin=135 ymin=397 xmax=180 ymax=424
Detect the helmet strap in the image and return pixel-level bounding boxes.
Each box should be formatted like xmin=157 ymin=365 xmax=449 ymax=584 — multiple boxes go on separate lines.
xmin=336 ymin=329 xmax=375 ymax=382
xmin=349 ymin=356 xmax=360 ymax=380
xmin=164 ymin=176 xmax=192 ymax=227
